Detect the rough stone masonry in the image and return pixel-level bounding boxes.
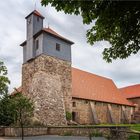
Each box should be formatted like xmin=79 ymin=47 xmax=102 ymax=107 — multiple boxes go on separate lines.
xmin=22 ymin=54 xmax=72 ymax=126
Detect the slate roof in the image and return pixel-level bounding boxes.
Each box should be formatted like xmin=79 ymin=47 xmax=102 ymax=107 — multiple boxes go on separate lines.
xmin=120 ymin=84 xmax=140 ymax=99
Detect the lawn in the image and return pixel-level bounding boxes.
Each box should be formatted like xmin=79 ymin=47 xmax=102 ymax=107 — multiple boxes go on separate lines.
xmin=96 ymin=124 xmax=140 ymax=132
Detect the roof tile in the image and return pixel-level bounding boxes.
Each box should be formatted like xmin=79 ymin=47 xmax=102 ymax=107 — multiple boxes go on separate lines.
xmin=120 ymin=84 xmax=140 ymax=99
xmin=72 ymin=68 xmax=133 ymax=106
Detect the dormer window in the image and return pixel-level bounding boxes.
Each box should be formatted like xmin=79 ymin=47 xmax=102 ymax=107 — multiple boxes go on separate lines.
xmin=35 ymin=40 xmax=39 ymax=50
xmin=56 ymin=43 xmax=60 ymax=51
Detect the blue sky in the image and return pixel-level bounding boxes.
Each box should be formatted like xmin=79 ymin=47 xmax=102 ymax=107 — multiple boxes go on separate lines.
xmin=0 ymin=0 xmax=140 ymax=92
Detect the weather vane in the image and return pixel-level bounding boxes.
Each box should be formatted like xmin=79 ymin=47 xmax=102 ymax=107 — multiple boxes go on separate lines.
xmin=34 ymin=0 xmax=37 ymax=10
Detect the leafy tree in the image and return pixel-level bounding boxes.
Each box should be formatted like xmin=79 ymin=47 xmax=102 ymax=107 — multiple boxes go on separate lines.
xmin=41 ymin=1 xmax=140 ymax=62
xmin=11 ymin=93 xmax=34 ymax=127
xmin=0 ymin=60 xmax=10 ymax=96
xmin=0 ymin=92 xmax=34 ymax=127
xmin=0 ymin=95 xmax=15 ymax=126
xmin=11 ymin=93 xmax=34 ymax=140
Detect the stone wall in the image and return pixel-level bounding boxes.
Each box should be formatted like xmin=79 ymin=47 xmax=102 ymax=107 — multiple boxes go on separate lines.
xmin=128 ymin=98 xmax=140 ymax=110
xmin=3 ymin=126 xmax=129 ymax=140
xmin=22 ymin=54 xmax=72 ymax=126
xmin=72 ymin=98 xmax=133 ymax=124
xmin=4 ymin=127 xmax=48 ymax=137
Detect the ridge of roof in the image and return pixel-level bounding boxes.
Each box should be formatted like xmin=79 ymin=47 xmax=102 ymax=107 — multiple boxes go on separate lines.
xmin=72 ymin=67 xmax=112 ymax=81
xmin=120 ymin=84 xmax=140 ymax=89
xmin=25 ymin=10 xmax=44 ymax=19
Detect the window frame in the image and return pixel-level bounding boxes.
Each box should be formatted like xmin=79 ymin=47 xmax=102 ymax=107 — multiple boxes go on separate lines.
xmin=72 ymin=101 xmax=76 ymax=107
xmin=56 ymin=43 xmax=60 ymax=51
xmin=35 ymin=40 xmax=39 ymax=50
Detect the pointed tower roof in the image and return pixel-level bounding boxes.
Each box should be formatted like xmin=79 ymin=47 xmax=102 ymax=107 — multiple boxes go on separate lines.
xmin=25 ymin=10 xmax=44 ymax=19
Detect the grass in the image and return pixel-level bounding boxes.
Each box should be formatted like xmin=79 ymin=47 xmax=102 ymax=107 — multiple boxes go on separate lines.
xmin=128 ymin=135 xmax=139 ymax=140
xmin=89 ymin=131 xmax=103 ymax=137
xmin=97 ymin=124 xmax=140 ymax=132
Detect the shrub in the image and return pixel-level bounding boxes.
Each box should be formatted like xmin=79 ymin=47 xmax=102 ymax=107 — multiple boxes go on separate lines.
xmin=66 ymin=111 xmax=72 ymax=121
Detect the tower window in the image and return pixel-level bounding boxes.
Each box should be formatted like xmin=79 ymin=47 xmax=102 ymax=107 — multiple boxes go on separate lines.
xmin=56 ymin=43 xmax=60 ymax=51
xmin=35 ymin=40 xmax=39 ymax=50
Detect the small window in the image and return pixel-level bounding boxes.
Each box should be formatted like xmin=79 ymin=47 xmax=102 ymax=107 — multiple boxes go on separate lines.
xmin=35 ymin=40 xmax=39 ymax=50
xmin=37 ymin=17 xmax=40 ymax=21
xmin=72 ymin=102 xmax=76 ymax=107
xmin=84 ymin=100 xmax=88 ymax=104
xmin=56 ymin=43 xmax=60 ymax=51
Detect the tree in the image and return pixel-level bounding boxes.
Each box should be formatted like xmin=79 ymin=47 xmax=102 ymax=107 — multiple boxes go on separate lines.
xmin=0 ymin=95 xmax=15 ymax=126
xmin=11 ymin=93 xmax=34 ymax=140
xmin=0 ymin=60 xmax=10 ymax=96
xmin=0 ymin=92 xmax=34 ymax=139
xmin=41 ymin=1 xmax=140 ymax=62
xmin=11 ymin=93 xmax=34 ymax=127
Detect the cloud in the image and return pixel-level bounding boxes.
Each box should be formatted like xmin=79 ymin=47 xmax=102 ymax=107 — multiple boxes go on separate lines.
xmin=0 ymin=0 xmax=140 ymax=93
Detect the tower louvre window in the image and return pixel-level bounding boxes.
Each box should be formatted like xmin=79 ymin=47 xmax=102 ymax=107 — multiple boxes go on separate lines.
xmin=56 ymin=43 xmax=60 ymax=51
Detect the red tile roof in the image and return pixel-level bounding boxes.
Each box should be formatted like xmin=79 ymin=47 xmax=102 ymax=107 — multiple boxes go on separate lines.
xmin=72 ymin=68 xmax=133 ymax=106
xmin=12 ymin=68 xmax=134 ymax=106
xmin=25 ymin=10 xmax=44 ymax=19
xmin=11 ymin=86 xmax=22 ymax=96
xmin=42 ymin=28 xmax=74 ymax=44
xmin=120 ymin=84 xmax=140 ymax=99
xmin=20 ymin=27 xmax=74 ymax=46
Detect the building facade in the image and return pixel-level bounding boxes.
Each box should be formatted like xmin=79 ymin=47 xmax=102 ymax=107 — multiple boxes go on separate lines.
xmin=120 ymin=85 xmax=140 ymax=123
xmin=19 ymin=10 xmax=135 ymax=126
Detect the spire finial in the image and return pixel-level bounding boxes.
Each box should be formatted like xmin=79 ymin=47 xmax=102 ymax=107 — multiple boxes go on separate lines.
xmin=33 ymin=0 xmax=37 ymax=10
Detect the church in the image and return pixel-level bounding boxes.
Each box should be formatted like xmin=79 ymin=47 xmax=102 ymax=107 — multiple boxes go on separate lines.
xmin=16 ymin=10 xmax=135 ymax=126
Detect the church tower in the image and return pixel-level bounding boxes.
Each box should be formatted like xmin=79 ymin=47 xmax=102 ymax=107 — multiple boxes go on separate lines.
xmin=20 ymin=10 xmax=74 ymax=126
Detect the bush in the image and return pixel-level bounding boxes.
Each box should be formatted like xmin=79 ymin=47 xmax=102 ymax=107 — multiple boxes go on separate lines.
xmin=89 ymin=130 xmax=103 ymax=137
xmin=128 ymin=135 xmax=139 ymax=140
xmin=66 ymin=111 xmax=72 ymax=121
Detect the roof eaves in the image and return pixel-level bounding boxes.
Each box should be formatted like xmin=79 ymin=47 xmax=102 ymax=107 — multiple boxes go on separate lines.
xmin=72 ymin=96 xmax=135 ymax=107
xmin=20 ymin=41 xmax=27 ymax=47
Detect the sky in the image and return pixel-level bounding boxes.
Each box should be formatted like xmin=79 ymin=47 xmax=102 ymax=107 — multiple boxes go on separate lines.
xmin=0 ymin=0 xmax=140 ymax=92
